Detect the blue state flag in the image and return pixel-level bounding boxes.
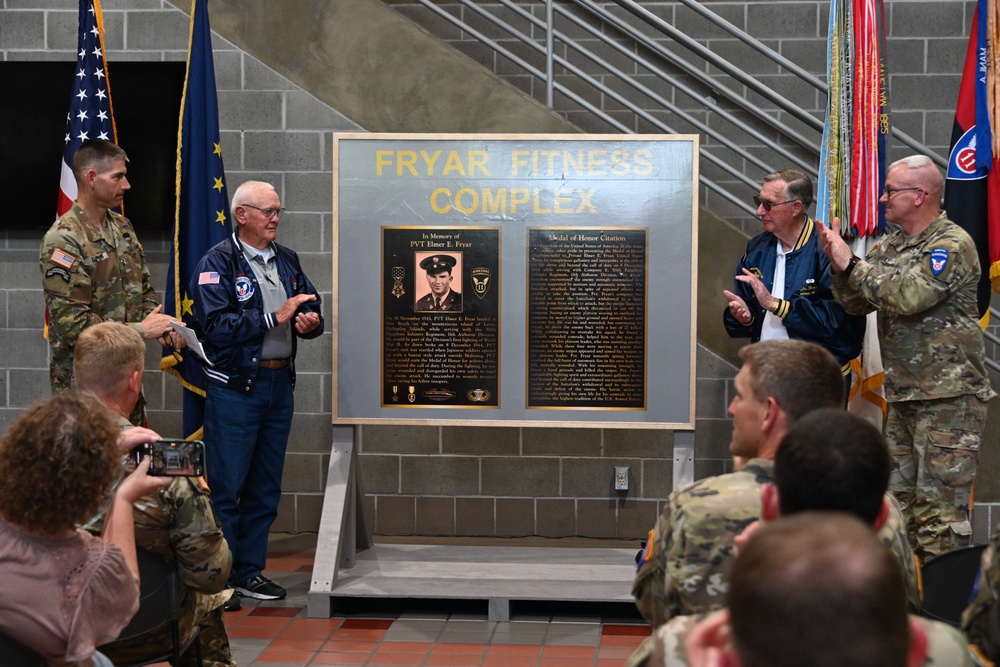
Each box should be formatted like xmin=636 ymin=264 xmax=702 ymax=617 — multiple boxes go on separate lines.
xmin=162 ymin=0 xmax=231 ymax=439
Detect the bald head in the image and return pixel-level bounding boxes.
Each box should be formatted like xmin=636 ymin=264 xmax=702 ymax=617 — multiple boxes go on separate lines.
xmin=888 ymin=155 xmax=943 ymax=204
xmin=882 ymin=155 xmax=944 ymax=234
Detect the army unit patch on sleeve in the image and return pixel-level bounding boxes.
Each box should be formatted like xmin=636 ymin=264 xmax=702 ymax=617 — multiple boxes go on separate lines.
xmin=929 ymin=248 xmax=949 ymax=276
xmin=45 ymin=267 xmax=71 ymax=283
xmin=638 ymin=528 xmax=656 ymax=569
xmin=49 ymin=248 xmax=77 ymax=270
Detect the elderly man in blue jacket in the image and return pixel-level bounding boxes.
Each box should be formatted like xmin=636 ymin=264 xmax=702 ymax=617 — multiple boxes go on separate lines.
xmin=190 ymin=180 xmax=323 ymax=606
xmin=723 ymin=169 xmax=865 ymax=385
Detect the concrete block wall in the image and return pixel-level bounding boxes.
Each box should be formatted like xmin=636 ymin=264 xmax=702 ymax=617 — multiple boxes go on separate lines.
xmin=386 ymin=0 xmax=976 ymax=237
xmin=378 ymin=0 xmax=1000 ymax=537
xmin=357 ymin=345 xmax=737 ymax=540
xmin=0 ymin=0 xmax=741 ymax=541
xmin=0 ymin=0 xmax=361 ymax=534
xmin=2 ymin=0 xmax=994 ymax=541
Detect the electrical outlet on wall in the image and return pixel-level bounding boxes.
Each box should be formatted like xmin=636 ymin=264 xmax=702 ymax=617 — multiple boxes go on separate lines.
xmin=615 ymin=466 xmax=629 ymax=491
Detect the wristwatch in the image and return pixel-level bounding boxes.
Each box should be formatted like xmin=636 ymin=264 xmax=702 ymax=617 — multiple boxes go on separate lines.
xmin=843 ymin=255 xmax=860 ymax=277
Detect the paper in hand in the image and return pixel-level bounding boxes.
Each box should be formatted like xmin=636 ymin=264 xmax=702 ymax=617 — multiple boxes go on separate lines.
xmin=168 ymin=321 xmax=213 ymax=366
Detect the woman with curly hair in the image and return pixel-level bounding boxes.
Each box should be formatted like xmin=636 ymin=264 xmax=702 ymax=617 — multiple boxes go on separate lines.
xmin=0 ymin=391 xmax=170 ymax=667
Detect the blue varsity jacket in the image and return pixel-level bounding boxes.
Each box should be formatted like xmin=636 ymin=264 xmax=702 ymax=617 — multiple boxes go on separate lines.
xmin=190 ymin=232 xmax=324 ymax=393
xmin=722 ymin=217 xmax=865 ymax=368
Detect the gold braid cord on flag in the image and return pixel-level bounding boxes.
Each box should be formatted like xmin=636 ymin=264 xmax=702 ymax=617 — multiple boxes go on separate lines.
xmin=819 ymin=0 xmax=889 ymax=425
xmin=824 ymin=0 xmax=851 ymax=233
xmin=989 ymin=0 xmax=1000 ymax=294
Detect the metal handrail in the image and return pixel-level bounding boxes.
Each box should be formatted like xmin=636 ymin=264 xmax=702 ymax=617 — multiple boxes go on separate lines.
xmin=406 ymin=0 xmax=1000 ymax=368
xmin=408 ymin=0 xmax=946 ymax=216
xmin=650 ymin=0 xmax=825 ymax=90
xmin=985 ymin=307 xmax=1000 ymax=373
xmin=609 ymin=0 xmax=945 ymax=168
xmin=567 ymin=0 xmax=821 ymax=170
xmin=551 ymin=3 xmax=812 ymax=175
xmin=601 ymin=0 xmax=824 ymax=133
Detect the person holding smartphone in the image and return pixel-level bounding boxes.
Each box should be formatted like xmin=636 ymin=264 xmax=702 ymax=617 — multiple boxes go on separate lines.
xmin=74 ymin=322 xmax=236 ymax=664
xmin=0 ymin=391 xmax=171 ymax=667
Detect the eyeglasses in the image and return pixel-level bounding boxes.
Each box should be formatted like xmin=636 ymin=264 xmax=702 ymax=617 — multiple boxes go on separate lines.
xmin=242 ymin=204 xmax=285 ymax=218
xmin=753 ymin=195 xmax=797 ymax=211
xmin=882 ymin=186 xmax=922 ymax=198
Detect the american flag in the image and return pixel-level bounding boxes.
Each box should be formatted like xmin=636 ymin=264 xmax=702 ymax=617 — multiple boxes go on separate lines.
xmin=56 ymin=0 xmax=116 ymax=217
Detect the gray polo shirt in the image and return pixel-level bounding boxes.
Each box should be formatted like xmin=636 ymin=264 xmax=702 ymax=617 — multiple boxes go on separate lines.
xmin=240 ymin=240 xmax=293 ymax=361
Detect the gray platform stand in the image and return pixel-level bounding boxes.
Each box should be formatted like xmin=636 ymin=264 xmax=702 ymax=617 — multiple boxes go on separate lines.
xmin=308 ymin=426 xmax=373 ymax=618
xmin=307 ymin=427 xmax=695 ymax=620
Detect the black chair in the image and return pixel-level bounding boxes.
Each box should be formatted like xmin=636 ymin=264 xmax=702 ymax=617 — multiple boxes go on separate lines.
xmin=919 ymin=543 xmax=987 ymax=627
xmin=0 ymin=630 xmax=44 ymax=667
xmin=102 ymin=548 xmax=203 ymax=667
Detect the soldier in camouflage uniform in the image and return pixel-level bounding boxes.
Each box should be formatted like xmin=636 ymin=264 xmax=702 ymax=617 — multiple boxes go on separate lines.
xmin=764 ymin=408 xmax=920 ymax=608
xmin=629 ymin=574 xmax=978 ymax=665
xmin=74 ymin=323 xmax=235 ymax=667
xmin=39 ymin=139 xmax=180 ymax=425
xmin=627 ymin=614 xmax=979 ymax=666
xmin=632 ymin=515 xmax=980 ymax=667
xmin=963 ymin=523 xmax=1000 ymax=662
xmin=819 ymin=155 xmax=995 ymax=560
xmin=632 ymin=340 xmax=845 ymax=626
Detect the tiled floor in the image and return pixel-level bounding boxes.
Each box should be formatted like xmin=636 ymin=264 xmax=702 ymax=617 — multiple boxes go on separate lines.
xmin=213 ymin=535 xmax=651 ymax=667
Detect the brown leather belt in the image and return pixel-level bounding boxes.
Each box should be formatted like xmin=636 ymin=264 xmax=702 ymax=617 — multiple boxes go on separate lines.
xmin=258 ymin=358 xmax=290 ymax=369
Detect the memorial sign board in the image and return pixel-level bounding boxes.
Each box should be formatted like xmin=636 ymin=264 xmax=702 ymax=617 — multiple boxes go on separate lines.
xmin=334 ymin=134 xmax=698 ymax=428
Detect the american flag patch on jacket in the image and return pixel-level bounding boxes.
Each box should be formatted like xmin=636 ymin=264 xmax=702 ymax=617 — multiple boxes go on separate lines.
xmin=198 ymin=271 xmax=220 ymax=285
xmin=50 ymin=248 xmax=76 ymax=269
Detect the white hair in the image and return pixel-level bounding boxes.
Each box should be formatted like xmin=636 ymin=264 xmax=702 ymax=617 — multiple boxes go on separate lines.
xmin=231 ymin=180 xmax=278 ymax=209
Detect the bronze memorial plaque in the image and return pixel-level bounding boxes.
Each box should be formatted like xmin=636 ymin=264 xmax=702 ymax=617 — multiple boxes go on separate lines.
xmin=527 ymin=227 xmax=647 ymax=409
xmin=381 ymin=227 xmax=501 ymax=408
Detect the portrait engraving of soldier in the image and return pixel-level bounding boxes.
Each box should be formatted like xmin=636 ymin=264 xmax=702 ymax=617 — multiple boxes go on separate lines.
xmin=381 ymin=227 xmax=500 ymax=408
xmin=414 ymin=253 xmax=463 ymax=313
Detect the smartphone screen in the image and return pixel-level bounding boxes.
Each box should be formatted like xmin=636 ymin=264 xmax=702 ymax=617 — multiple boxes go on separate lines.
xmin=136 ymin=439 xmax=205 ymax=477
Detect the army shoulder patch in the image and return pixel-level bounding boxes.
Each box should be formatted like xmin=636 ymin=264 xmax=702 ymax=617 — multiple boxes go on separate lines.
xmin=929 ymin=248 xmax=949 ymax=277
xmin=640 ymin=528 xmax=656 ymax=565
xmin=49 ymin=247 xmax=78 ymax=271
xmin=45 ymin=267 xmax=71 ymax=283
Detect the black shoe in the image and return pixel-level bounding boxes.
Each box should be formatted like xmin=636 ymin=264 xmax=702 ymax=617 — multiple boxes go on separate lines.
xmin=235 ymin=575 xmax=286 ymax=600
xmin=223 ymin=591 xmax=242 ymax=611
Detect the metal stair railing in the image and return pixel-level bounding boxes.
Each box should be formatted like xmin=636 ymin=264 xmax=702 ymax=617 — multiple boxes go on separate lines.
xmin=407 ymin=0 xmax=945 ymax=225
xmin=987 ymin=307 xmax=1000 ymax=373
xmin=609 ymin=0 xmax=938 ymax=165
xmin=403 ymin=0 xmax=999 ymax=369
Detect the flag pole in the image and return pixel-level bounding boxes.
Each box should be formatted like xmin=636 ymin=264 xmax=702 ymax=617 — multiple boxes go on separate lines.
xmin=161 ymin=0 xmax=232 ymax=439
